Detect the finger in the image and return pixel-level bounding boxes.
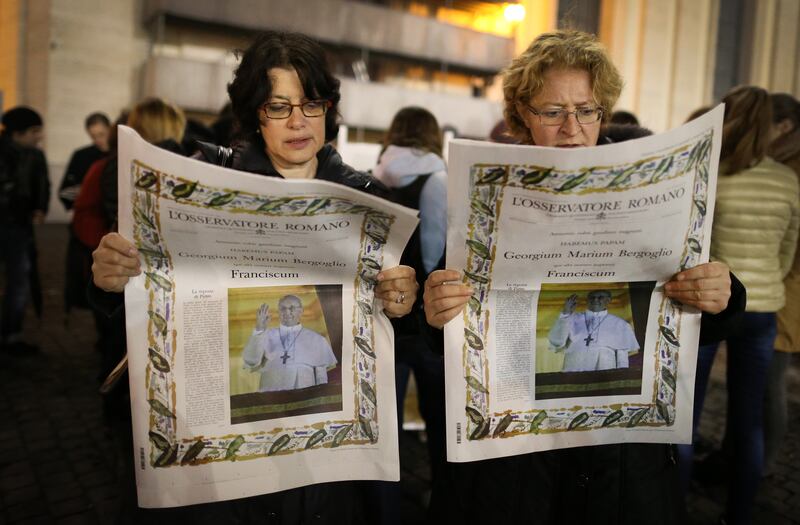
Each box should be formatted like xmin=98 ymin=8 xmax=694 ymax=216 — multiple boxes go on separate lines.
xmin=424 ymin=283 xmax=473 ymax=302
xmin=425 ymin=269 xmax=462 ymax=290
xmin=673 ymin=261 xmax=727 ymax=281
xmin=100 ymin=232 xmax=138 ymax=257
xmin=94 ymin=247 xmax=141 ymax=271
xmin=428 ymin=295 xmax=471 ymax=314
xmin=377 ymin=265 xmax=415 ymax=282
xmin=376 ymin=277 xmax=417 ymax=293
xmin=427 ymin=304 xmax=468 ymax=328
xmin=92 ymin=260 xmax=141 ymax=279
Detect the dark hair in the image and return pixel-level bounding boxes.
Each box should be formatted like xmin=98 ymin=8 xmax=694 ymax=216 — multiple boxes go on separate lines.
xmin=770 ymin=93 xmax=800 ymax=130
xmin=84 ymin=112 xmax=111 ymax=129
xmin=610 ymin=111 xmax=639 ymax=126
xmin=685 ymin=106 xmax=711 ymax=123
xmin=720 ymin=86 xmax=771 ymax=175
xmin=1 ymin=106 xmax=43 ymax=135
xmin=381 ymin=106 xmax=442 ymax=157
xmin=602 ymin=123 xmax=653 ymax=143
xmin=227 ymin=31 xmax=341 ymax=143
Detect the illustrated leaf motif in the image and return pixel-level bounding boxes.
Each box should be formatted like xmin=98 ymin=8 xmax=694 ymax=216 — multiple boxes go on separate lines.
xmin=602 ymin=410 xmax=624 ymax=427
xmin=469 ymin=420 xmax=490 ymax=440
xmin=225 ymin=435 xmax=245 ymax=459
xmin=135 ymin=171 xmax=157 ymax=189
xmin=148 ymin=348 xmax=170 ymax=373
xmin=530 ymin=410 xmax=547 ymax=434
xmin=207 ymin=192 xmax=237 ymax=207
xmin=465 ymin=406 xmax=484 ymax=425
xmin=346 ymin=204 xmax=373 ymax=214
xmin=154 ymin=443 xmax=178 ymax=467
xmin=465 ymin=375 xmax=488 ymax=394
xmin=656 ymin=400 xmax=672 ymax=425
xmin=148 ymin=431 xmax=170 ymax=451
xmin=470 ymin=198 xmax=493 ymax=216
xmin=568 ymin=412 xmax=589 ymax=430
xmin=305 ymin=429 xmax=327 ymax=449
xmin=660 ymin=326 xmax=680 ymax=347
xmin=557 ymin=170 xmax=591 ymax=192
xmin=468 ymin=296 xmax=482 ymax=314
xmin=361 ymin=257 xmax=381 ymax=271
xmin=650 ymin=157 xmax=673 ymax=182
xmin=359 ymin=415 xmax=376 ymax=443
xmin=172 ymin=181 xmax=198 ymax=199
xmin=627 ymin=408 xmax=649 ymax=427
xmin=304 ymin=198 xmax=331 ymax=215
xmin=148 ymin=398 xmax=175 ymax=419
xmin=257 ymin=197 xmax=292 ymax=212
xmin=360 ymin=379 xmax=377 ymax=406
xmin=133 ymin=207 xmax=157 ymax=231
xmin=520 ymin=167 xmax=553 ymax=186
xmin=365 ymin=229 xmax=387 ymax=245
xmin=607 ymin=164 xmax=638 ymax=187
xmin=332 ymin=424 xmax=353 ymax=448
xmin=694 ymin=199 xmax=707 ymax=216
xmin=354 ymin=336 xmax=376 ymax=358
xmin=661 ymin=367 xmax=677 ymax=391
xmin=181 ymin=440 xmax=205 ymax=465
xmin=464 ymin=328 xmax=484 ymax=351
xmin=477 ymin=167 xmax=506 ymax=184
xmin=463 ymin=271 xmax=488 ymax=285
xmin=268 ymin=434 xmax=292 ymax=455
xmin=357 ymin=301 xmax=373 ymax=317
xmin=148 ymin=311 xmax=168 ymax=336
xmin=145 ymin=272 xmax=173 ymax=292
xmin=138 ymin=247 xmax=166 ymax=260
xmin=687 ymin=237 xmax=702 ymax=253
xmin=492 ymin=414 xmax=513 ymax=438
xmin=466 ymin=240 xmax=490 ymax=259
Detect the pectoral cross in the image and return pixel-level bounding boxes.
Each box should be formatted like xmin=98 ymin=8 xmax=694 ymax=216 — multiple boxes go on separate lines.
xmin=280 ymin=350 xmax=290 ymax=364
xmin=584 ymin=334 xmax=594 ymax=346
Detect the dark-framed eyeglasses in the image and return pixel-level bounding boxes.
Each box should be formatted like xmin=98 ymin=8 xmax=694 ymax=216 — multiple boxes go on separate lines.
xmin=261 ymin=100 xmax=331 ymax=120
xmin=526 ymin=105 xmax=604 ymax=126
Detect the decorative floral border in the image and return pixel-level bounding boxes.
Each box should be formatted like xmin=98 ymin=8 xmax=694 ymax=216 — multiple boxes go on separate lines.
xmin=130 ymin=161 xmax=394 ymax=467
xmin=460 ymin=133 xmax=714 ymax=440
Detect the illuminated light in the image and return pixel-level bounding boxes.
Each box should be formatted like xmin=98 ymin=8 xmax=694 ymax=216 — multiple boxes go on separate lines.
xmin=504 ymin=3 xmax=526 ymax=23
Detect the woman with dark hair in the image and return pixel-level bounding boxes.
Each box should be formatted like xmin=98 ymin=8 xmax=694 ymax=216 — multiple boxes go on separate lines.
xmin=764 ymin=93 xmax=800 ymax=473
xmin=422 ymin=30 xmax=744 ymax=525
xmin=679 ymin=86 xmax=799 ymax=524
xmin=90 ymin=30 xmax=417 ymax=524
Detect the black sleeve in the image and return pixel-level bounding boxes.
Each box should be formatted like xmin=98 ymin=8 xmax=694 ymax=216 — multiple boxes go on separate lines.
xmin=698 ymin=271 xmax=746 ymax=345
xmin=59 ymin=152 xmax=81 ymax=209
xmin=32 ymin=150 xmax=50 ymax=214
xmin=87 ymin=280 xmax=125 ymax=319
xmin=100 ymin=156 xmax=118 ymax=226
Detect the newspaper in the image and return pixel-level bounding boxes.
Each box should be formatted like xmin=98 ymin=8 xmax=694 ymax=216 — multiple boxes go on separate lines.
xmin=444 ymin=106 xmax=724 ymax=461
xmin=117 ymin=127 xmax=418 ymax=507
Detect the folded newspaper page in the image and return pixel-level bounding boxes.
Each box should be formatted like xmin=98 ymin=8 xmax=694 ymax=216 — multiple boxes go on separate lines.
xmin=445 ymin=106 xmax=723 ymax=461
xmin=117 ymin=127 xmax=418 ymax=506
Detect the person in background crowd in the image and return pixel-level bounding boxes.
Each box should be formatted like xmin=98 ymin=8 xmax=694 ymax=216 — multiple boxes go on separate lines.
xmin=181 ymin=118 xmax=215 ymax=157
xmin=0 ymin=106 xmax=50 ymax=354
xmin=686 ymin=106 xmax=712 ymax=123
xmin=609 ymin=109 xmax=639 ymax=126
xmin=373 ymin=106 xmax=448 ymax=519
xmin=679 ymin=86 xmax=799 ymax=525
xmin=58 ymin=112 xmax=111 ymax=209
xmin=89 ymin=31 xmax=418 ymax=524
xmin=422 ymin=30 xmax=744 ymax=525
xmin=764 ymin=93 xmax=800 ymax=474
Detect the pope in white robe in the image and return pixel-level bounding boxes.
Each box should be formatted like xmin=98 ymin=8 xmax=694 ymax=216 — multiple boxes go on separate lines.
xmin=547 ymin=290 xmax=640 ymax=372
xmin=242 ymin=295 xmax=338 ymax=392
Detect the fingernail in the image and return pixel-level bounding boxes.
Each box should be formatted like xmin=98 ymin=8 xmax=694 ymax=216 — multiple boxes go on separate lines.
xmin=376 ymin=273 xmax=384 ymax=281
xmin=128 ymin=247 xmax=138 ymax=257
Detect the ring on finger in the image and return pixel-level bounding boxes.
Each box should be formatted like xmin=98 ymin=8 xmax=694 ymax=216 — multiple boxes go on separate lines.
xmin=395 ymin=291 xmax=406 ymax=304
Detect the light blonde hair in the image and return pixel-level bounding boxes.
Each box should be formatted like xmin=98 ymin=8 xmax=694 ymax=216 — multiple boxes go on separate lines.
xmin=127 ymin=98 xmax=185 ymax=145
xmin=720 ymin=85 xmax=771 ymax=175
xmin=502 ymin=30 xmax=623 ymax=144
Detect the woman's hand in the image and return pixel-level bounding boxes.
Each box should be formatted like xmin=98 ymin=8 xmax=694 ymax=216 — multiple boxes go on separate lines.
xmin=376 ymin=265 xmax=418 ymax=318
xmin=664 ymin=261 xmax=731 ymax=314
xmin=423 ymin=269 xmax=473 ymax=329
xmin=92 ymin=233 xmax=141 ymax=293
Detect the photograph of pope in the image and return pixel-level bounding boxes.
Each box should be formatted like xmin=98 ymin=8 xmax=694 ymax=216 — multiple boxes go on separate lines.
xmin=242 ymin=294 xmax=338 ymax=392
xmin=547 ymin=289 xmax=640 ymax=372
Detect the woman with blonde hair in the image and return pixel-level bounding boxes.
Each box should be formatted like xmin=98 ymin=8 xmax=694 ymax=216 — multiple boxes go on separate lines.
xmin=683 ymin=86 xmax=799 ymax=525
xmin=423 ymin=29 xmax=744 ymax=525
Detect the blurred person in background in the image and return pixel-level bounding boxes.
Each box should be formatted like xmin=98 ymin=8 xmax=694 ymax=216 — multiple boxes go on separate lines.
xmin=0 ymin=106 xmax=50 ymax=354
xmin=609 ymin=109 xmax=639 ymax=126
xmin=373 ymin=106 xmax=447 ymax=519
xmin=58 ymin=112 xmax=111 ymax=209
xmin=764 ymin=92 xmax=800 ymax=475
xmin=90 ymin=31 xmax=417 ymax=524
xmin=679 ymin=86 xmax=799 ymax=525
xmin=422 ymin=29 xmax=743 ymax=525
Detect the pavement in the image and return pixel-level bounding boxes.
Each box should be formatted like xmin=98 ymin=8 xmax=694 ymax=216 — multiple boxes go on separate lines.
xmin=1 ymin=224 xmax=799 ymax=524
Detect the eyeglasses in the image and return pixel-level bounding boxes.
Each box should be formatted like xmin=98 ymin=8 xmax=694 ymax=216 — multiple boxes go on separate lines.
xmin=526 ymin=105 xmax=603 ymax=126
xmin=261 ymin=100 xmax=331 ymax=120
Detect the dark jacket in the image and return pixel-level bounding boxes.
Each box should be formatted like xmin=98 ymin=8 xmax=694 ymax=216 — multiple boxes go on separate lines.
xmin=0 ymin=135 xmax=50 ymax=227
xmin=89 ymin=140 xmax=389 ymax=525
xmin=59 ymin=144 xmax=106 ymax=209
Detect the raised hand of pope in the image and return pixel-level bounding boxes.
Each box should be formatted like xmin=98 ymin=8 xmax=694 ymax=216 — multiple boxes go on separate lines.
xmin=92 ymin=232 xmax=142 ymax=293
xmin=562 ymin=293 xmax=579 ymax=315
xmin=255 ymin=303 xmax=271 ymax=331
xmin=375 ymin=265 xmax=417 ymax=318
